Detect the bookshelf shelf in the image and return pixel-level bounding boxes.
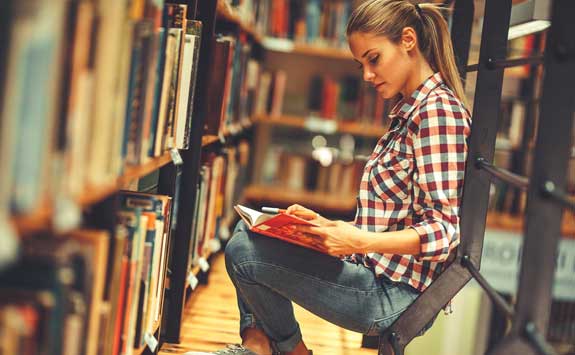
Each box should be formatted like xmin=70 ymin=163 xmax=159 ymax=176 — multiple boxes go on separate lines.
xmin=120 ymin=153 xmax=173 ymax=185
xmin=12 ymin=152 xmax=174 ymax=236
xmin=216 ymin=0 xmax=263 ymax=44
xmin=254 ymin=114 xmax=387 ymax=138
xmin=215 ymin=1 xmax=353 ymax=60
xmin=486 ymin=211 xmax=575 ymax=238
xmin=202 ymin=135 xmax=220 ymax=147
xmin=242 ymin=184 xmax=357 ymax=215
xmin=262 ymin=37 xmax=353 ymax=60
xmin=134 ymin=344 xmax=147 ymax=355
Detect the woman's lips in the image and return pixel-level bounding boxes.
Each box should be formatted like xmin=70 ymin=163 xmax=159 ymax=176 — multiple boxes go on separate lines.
xmin=375 ymin=82 xmax=385 ymax=89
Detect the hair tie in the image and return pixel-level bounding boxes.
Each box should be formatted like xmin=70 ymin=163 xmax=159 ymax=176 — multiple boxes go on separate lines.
xmin=415 ymin=3 xmax=423 ymax=17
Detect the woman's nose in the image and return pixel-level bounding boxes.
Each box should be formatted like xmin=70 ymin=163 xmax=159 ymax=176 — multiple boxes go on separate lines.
xmin=363 ymin=69 xmax=375 ymax=82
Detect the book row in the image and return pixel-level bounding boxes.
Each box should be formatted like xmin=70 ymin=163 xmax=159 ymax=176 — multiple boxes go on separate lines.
xmin=0 ymin=136 xmax=253 ymax=355
xmin=261 ymin=149 xmax=364 ymax=198
xmin=0 ymin=0 xmax=202 ymax=216
xmin=0 ymin=191 xmax=172 ymax=355
xmin=232 ymin=0 xmax=352 ymax=49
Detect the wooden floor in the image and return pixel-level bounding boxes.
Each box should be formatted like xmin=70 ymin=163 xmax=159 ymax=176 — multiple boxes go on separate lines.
xmin=159 ymin=253 xmax=377 ymax=355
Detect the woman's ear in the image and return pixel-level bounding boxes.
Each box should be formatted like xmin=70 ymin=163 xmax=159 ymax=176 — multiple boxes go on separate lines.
xmin=401 ymin=27 xmax=418 ymax=52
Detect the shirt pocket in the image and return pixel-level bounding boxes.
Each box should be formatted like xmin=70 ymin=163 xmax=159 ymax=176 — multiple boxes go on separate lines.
xmin=368 ymin=148 xmax=413 ymax=201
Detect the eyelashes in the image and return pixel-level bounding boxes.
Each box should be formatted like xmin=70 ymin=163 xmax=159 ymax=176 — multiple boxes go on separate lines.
xmin=357 ymin=55 xmax=380 ymax=70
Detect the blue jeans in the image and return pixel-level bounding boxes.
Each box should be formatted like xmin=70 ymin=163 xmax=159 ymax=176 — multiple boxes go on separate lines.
xmin=224 ymin=220 xmax=423 ymax=353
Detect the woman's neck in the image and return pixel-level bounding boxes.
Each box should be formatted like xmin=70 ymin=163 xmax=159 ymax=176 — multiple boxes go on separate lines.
xmin=401 ymin=56 xmax=434 ymax=98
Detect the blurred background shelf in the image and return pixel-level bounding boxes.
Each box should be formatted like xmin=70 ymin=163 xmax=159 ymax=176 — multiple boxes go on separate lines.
xmin=254 ymin=114 xmax=387 ymax=138
xmin=242 ymin=184 xmax=357 ymax=217
xmin=486 ymin=211 xmax=575 ymax=238
xmin=262 ymin=37 xmax=353 ymax=60
xmin=216 ymin=0 xmax=263 ymax=44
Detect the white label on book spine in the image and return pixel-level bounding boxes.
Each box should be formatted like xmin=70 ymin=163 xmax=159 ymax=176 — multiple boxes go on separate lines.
xmin=144 ymin=332 xmax=158 ymax=352
xmin=0 ymin=217 xmax=18 ymax=270
xmin=53 ymin=198 xmax=81 ymax=233
xmin=187 ymin=273 xmax=199 ymax=290
xmin=170 ymin=148 xmax=183 ymax=166
xmin=209 ymin=238 xmax=221 ymax=253
xmin=198 ymin=257 xmax=210 ymax=272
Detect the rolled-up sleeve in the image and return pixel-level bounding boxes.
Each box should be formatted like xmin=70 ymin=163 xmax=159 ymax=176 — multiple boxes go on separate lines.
xmin=409 ymin=96 xmax=470 ymax=262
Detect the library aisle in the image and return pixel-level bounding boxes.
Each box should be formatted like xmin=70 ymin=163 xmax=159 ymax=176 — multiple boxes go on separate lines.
xmin=159 ymin=253 xmax=377 ymax=355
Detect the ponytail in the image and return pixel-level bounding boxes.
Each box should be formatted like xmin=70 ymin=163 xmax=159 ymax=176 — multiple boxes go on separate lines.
xmin=418 ymin=4 xmax=468 ymax=106
xmin=347 ymin=0 xmax=468 ymax=106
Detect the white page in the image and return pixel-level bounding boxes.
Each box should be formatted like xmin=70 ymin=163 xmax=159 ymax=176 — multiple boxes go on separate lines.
xmin=236 ymin=205 xmax=273 ymax=226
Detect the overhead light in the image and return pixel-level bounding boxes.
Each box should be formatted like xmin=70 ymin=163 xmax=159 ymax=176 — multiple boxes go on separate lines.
xmin=508 ymin=0 xmax=551 ymax=40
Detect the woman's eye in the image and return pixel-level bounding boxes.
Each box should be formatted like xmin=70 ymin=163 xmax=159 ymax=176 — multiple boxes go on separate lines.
xmin=369 ymin=55 xmax=379 ymax=65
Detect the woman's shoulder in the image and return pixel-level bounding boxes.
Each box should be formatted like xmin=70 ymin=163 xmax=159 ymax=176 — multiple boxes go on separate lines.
xmin=416 ymin=85 xmax=471 ymax=121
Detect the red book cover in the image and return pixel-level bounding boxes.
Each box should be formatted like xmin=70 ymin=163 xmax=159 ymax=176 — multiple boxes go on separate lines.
xmin=234 ymin=205 xmax=325 ymax=253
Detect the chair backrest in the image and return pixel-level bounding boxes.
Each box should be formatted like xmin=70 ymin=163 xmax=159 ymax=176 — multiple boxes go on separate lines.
xmin=378 ymin=1 xmax=575 ymax=354
xmin=377 ymin=0 xmax=514 ymax=353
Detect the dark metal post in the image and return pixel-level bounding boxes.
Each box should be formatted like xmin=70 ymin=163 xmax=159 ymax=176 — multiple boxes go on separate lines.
xmin=490 ymin=1 xmax=575 ymax=354
xmin=450 ymin=0 xmax=474 ymax=84
xmin=458 ymin=0 xmax=512 ymax=267
xmin=377 ymin=0 xmax=516 ymax=353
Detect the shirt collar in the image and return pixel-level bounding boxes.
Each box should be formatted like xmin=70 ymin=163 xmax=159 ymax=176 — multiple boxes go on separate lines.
xmin=389 ymin=72 xmax=444 ymax=120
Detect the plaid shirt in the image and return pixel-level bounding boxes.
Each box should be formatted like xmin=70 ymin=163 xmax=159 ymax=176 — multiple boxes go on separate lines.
xmin=353 ymin=72 xmax=471 ymax=292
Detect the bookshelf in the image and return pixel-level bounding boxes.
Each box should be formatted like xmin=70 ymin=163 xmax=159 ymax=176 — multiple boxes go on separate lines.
xmin=12 ymin=152 xmax=174 ymax=236
xmin=262 ymin=37 xmax=353 ymax=60
xmin=485 ymin=211 xmax=575 ymax=239
xmin=243 ymin=184 xmax=357 ymax=216
xmin=0 ymin=0 xmax=257 ymax=354
xmin=215 ymin=0 xmax=263 ymax=44
xmin=255 ymin=114 xmax=388 ymax=138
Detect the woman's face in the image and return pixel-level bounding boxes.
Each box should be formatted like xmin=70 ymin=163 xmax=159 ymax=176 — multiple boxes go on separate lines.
xmin=348 ymin=31 xmax=414 ymax=99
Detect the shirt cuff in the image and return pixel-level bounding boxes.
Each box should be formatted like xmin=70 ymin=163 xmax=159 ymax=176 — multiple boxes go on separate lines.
xmin=410 ymin=220 xmax=450 ymax=262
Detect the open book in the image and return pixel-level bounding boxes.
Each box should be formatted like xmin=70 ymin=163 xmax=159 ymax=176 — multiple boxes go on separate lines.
xmin=234 ymin=205 xmax=325 ymax=253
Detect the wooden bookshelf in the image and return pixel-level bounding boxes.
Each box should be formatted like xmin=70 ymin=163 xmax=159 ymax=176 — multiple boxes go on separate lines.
xmin=202 ymin=135 xmax=220 ymax=147
xmin=242 ymin=184 xmax=357 ymax=215
xmin=216 ymin=1 xmax=353 ymax=60
xmin=132 ymin=320 xmax=161 ymax=355
xmin=263 ymin=37 xmax=353 ymax=60
xmin=216 ymin=0 xmax=263 ymax=44
xmin=185 ymin=250 xmax=213 ymax=290
xmin=486 ymin=211 xmax=575 ymax=238
xmin=12 ymin=152 xmax=174 ymax=236
xmin=254 ymin=114 xmax=387 ymax=138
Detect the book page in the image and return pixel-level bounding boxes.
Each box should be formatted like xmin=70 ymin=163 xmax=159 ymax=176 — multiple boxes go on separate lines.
xmin=235 ymin=205 xmax=273 ymax=226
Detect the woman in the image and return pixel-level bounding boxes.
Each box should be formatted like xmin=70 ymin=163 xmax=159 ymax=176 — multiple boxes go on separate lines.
xmin=188 ymin=1 xmax=471 ymax=354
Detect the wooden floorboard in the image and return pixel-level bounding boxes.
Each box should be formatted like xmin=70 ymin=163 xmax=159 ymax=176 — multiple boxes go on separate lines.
xmin=159 ymin=253 xmax=377 ymax=355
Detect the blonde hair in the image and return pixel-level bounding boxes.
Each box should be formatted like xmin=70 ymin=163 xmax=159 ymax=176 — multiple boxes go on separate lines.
xmin=347 ymin=0 xmax=467 ymax=106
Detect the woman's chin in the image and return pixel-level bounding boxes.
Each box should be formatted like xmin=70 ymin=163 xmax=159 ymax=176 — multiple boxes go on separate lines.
xmin=378 ymin=91 xmax=395 ymax=99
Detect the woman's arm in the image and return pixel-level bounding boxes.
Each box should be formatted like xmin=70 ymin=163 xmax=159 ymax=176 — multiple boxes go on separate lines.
xmin=294 ymin=220 xmax=421 ymax=256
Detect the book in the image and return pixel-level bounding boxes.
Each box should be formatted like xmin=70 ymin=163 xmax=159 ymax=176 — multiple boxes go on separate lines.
xmin=233 ymin=205 xmax=325 ymax=253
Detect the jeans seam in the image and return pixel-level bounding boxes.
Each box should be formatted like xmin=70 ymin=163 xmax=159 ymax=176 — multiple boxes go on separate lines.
xmin=366 ymin=307 xmax=408 ymax=335
xmin=232 ymin=260 xmax=387 ymax=294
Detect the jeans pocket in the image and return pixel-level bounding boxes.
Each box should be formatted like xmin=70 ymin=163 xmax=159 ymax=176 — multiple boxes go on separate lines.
xmin=365 ymin=310 xmax=404 ymax=336
xmin=365 ymin=310 xmax=439 ymax=337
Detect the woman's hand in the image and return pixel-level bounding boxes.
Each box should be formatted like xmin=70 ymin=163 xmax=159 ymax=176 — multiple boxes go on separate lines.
xmin=293 ymin=219 xmax=367 ymax=256
xmin=285 ymin=204 xmax=331 ymax=225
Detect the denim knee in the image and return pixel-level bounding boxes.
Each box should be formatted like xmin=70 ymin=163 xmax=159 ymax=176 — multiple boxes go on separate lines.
xmin=224 ymin=228 xmax=252 ymax=276
xmin=233 ymin=219 xmax=248 ymax=234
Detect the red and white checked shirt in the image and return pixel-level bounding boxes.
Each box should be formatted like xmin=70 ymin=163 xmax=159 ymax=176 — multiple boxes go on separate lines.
xmin=353 ymin=72 xmax=472 ymax=292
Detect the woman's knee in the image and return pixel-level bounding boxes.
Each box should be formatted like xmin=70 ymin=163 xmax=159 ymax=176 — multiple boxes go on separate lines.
xmin=224 ymin=230 xmax=252 ymax=266
xmin=232 ymin=219 xmax=248 ymax=234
